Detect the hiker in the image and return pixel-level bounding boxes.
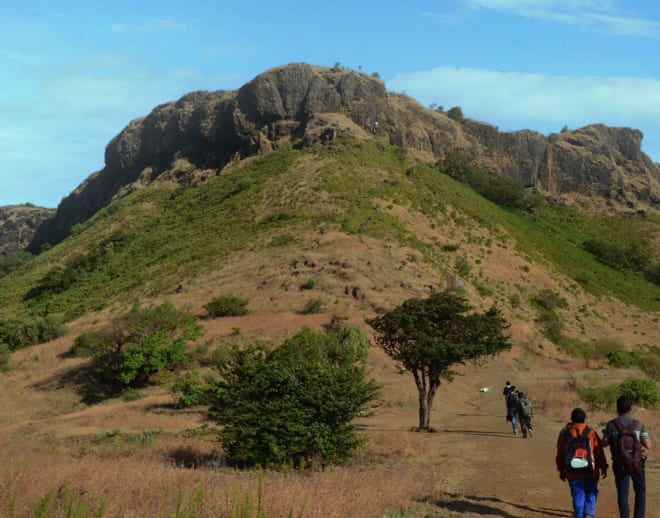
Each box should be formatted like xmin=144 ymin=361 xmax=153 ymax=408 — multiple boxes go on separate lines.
xmin=556 ymin=408 xmax=608 ymax=518
xmin=505 ymin=386 xmax=519 ymax=434
xmin=515 ymin=391 xmax=534 ymax=438
xmin=602 ymin=395 xmax=652 ymax=518
xmin=502 ymin=380 xmax=513 ymax=397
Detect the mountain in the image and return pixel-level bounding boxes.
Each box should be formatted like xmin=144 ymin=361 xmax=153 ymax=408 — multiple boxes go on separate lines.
xmin=0 ymin=63 xmax=657 ymax=337
xmin=23 ymin=63 xmax=660 ymax=253
xmin=0 ymin=204 xmax=55 ymax=255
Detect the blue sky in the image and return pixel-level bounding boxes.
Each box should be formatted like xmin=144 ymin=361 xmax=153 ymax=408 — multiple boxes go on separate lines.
xmin=2 ymin=0 xmax=659 ymax=207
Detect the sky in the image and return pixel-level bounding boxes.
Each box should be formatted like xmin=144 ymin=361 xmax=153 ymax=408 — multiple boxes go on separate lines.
xmin=2 ymin=0 xmax=660 ymax=208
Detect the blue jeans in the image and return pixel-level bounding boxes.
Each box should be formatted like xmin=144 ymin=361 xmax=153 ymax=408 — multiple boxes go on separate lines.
xmin=614 ymin=462 xmax=646 ymax=518
xmin=568 ymin=477 xmax=598 ymax=518
xmin=506 ymin=408 xmax=517 ymax=430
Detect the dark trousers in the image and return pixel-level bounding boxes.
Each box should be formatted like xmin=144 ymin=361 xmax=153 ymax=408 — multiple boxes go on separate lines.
xmin=520 ymin=415 xmax=532 ymax=436
xmin=614 ymin=462 xmax=646 ymax=518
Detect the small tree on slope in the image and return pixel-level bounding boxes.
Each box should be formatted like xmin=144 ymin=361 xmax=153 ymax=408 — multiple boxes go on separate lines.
xmin=367 ymin=289 xmax=511 ymax=431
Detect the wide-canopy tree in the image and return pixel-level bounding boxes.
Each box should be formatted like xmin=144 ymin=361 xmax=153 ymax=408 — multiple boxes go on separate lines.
xmin=367 ymin=289 xmax=511 ymax=431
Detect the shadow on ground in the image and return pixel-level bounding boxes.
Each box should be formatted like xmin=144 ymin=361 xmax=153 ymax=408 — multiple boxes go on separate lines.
xmin=430 ymin=493 xmax=572 ymax=517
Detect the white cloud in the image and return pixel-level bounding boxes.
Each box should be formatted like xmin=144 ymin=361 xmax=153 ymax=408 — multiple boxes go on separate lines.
xmin=456 ymin=0 xmax=660 ymax=36
xmin=387 ymin=67 xmax=660 ymax=160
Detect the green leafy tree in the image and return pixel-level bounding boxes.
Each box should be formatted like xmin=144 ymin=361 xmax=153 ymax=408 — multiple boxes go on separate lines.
xmin=71 ymin=301 xmax=203 ymax=388
xmin=207 ymin=326 xmax=380 ymax=468
xmin=367 ymin=289 xmax=511 ymax=431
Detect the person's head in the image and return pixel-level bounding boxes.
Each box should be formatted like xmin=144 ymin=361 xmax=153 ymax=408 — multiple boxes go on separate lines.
xmin=616 ymin=396 xmax=633 ymax=415
xmin=505 ymin=380 xmax=511 ymax=385
xmin=517 ymin=392 xmax=525 ymax=399
xmin=571 ymin=408 xmax=586 ymax=424
xmin=510 ymin=385 xmax=516 ymax=391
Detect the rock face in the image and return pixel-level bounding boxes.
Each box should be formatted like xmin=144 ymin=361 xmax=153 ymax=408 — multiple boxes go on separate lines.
xmin=0 ymin=205 xmax=55 ymax=255
xmin=26 ymin=63 xmax=660 ymax=252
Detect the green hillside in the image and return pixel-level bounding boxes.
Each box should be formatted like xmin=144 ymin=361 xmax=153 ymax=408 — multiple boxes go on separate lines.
xmin=1 ymin=134 xmax=658 ymax=325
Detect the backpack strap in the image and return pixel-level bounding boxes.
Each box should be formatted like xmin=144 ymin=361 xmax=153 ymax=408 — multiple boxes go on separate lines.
xmin=565 ymin=425 xmax=590 ymax=439
xmin=613 ymin=418 xmax=640 ymax=435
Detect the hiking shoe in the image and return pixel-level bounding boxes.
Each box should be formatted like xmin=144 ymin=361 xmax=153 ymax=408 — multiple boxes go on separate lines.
xmin=528 ymin=429 xmax=533 ymax=438
xmin=513 ymin=428 xmax=518 ymax=434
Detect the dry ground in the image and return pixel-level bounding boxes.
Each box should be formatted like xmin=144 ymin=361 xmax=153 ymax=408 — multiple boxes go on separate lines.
xmin=0 ymin=228 xmax=658 ymax=517
xmin=0 ymin=309 xmax=658 ymax=518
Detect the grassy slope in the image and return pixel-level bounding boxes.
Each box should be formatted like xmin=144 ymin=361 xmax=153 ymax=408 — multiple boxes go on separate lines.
xmin=0 ymin=135 xmax=658 ymax=516
xmin=0 ymin=135 xmax=658 ymax=323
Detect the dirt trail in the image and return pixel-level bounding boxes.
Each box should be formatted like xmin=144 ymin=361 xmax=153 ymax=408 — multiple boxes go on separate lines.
xmin=431 ymin=367 xmax=659 ymax=518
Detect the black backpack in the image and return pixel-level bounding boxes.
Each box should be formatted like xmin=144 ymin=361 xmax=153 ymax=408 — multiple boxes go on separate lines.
xmin=506 ymin=392 xmax=519 ymax=408
xmin=564 ymin=426 xmax=594 ymax=474
xmin=613 ymin=418 xmax=643 ymax=475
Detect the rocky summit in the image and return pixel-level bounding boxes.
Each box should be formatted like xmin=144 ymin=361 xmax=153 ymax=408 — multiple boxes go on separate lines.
xmin=9 ymin=63 xmax=660 ymax=253
xmin=0 ymin=205 xmax=55 ymax=255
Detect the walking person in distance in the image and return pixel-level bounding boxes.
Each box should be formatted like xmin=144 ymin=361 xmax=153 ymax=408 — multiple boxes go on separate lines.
xmin=515 ymin=391 xmax=534 ymax=438
xmin=602 ymin=395 xmax=652 ymax=518
xmin=556 ymin=407 xmax=608 ymax=518
xmin=505 ymin=386 xmax=519 ymax=434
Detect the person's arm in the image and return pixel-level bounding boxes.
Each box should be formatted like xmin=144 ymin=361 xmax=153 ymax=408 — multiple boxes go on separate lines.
xmin=601 ymin=422 xmax=612 ymax=448
xmin=640 ymin=424 xmax=652 ymax=450
xmin=556 ymin=430 xmax=567 ymax=480
xmin=591 ymin=429 xmax=608 ymax=477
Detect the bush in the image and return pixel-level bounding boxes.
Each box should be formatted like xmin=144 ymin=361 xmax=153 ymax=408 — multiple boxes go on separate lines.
xmin=208 ymin=327 xmax=380 ymax=468
xmin=203 ymin=294 xmax=250 ymax=318
xmin=619 ymin=377 xmax=660 ymax=409
xmin=0 ymin=343 xmax=10 ymax=371
xmin=607 ymin=349 xmax=638 ymax=368
xmin=70 ymin=301 xmax=203 ymax=388
xmin=300 ymin=278 xmax=316 ymax=290
xmin=300 ymin=298 xmax=325 ymax=315
xmin=0 ymin=314 xmax=67 ymax=351
xmin=578 ymin=377 xmax=660 ymax=410
xmin=531 ymin=289 xmax=568 ymax=311
xmin=579 ymin=383 xmax=621 ymax=411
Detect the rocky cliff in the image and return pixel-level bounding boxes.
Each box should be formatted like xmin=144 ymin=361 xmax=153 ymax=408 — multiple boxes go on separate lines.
xmin=0 ymin=205 xmax=55 ymax=255
xmin=25 ymin=63 xmax=660 ymax=252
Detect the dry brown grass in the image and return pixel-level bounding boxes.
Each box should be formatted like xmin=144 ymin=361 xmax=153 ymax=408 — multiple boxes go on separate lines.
xmin=1 ymin=224 xmax=658 ymax=517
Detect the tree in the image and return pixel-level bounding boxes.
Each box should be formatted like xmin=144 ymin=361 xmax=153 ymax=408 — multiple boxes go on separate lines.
xmin=447 ymin=106 xmax=464 ymax=122
xmin=207 ymin=326 xmax=380 ymax=468
xmin=71 ymin=300 xmax=203 ymax=388
xmin=367 ymin=289 xmax=511 ymax=431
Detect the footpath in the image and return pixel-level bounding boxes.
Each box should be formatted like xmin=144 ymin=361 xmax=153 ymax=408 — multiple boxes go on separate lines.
xmin=433 ymin=373 xmax=659 ymax=518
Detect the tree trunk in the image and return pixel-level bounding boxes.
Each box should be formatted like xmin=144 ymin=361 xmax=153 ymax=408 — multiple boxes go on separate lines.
xmin=414 ymin=370 xmax=440 ymax=431
xmin=426 ymin=382 xmax=439 ymax=430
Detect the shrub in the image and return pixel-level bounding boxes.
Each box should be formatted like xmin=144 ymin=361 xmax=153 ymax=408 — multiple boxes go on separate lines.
xmin=455 ymin=256 xmax=471 ymax=277
xmin=208 ymin=327 xmax=380 ymax=468
xmin=619 ymin=377 xmax=660 ymax=409
xmin=531 ymin=289 xmax=568 ymax=311
xmin=535 ymin=310 xmax=564 ymax=343
xmin=0 ymin=314 xmax=67 ymax=351
xmin=300 ymin=298 xmax=325 ymax=315
xmin=0 ymin=343 xmax=10 ymax=371
xmin=579 ymin=377 xmax=660 ymax=410
xmin=607 ymin=349 xmax=637 ymax=368
xmin=578 ymin=383 xmax=621 ymax=410
xmin=203 ymin=294 xmax=250 ymax=318
xmin=446 ymin=106 xmax=464 ymax=122
xmin=300 ymin=278 xmax=316 ymax=290
xmin=592 ymin=338 xmax=625 ymax=361
xmin=70 ymin=301 xmax=203 ymax=388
